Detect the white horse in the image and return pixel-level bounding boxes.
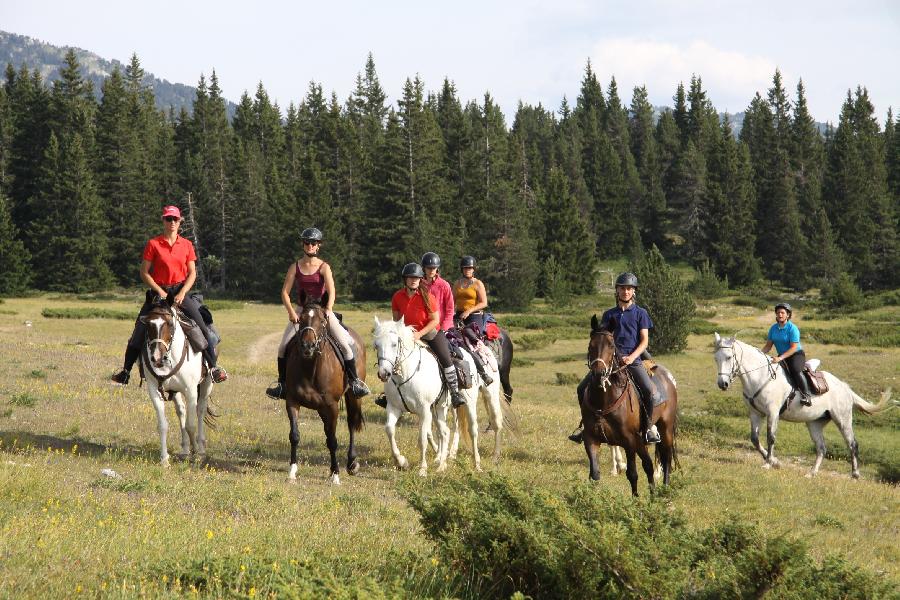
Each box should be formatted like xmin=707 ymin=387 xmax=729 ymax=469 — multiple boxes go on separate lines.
xmin=447 ymin=337 xmax=504 ymax=466
xmin=373 ymin=317 xmax=502 ymax=475
xmin=712 ymin=333 xmax=895 ymax=478
xmin=140 ymin=303 xmax=213 ymax=466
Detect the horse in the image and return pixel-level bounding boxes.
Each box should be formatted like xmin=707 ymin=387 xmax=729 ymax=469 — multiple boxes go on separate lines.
xmin=448 ymin=339 xmax=505 ymax=465
xmin=496 ymin=328 xmax=514 ymax=403
xmin=712 ymin=333 xmax=896 ymax=478
xmin=580 ymin=315 xmax=679 ymax=496
xmin=283 ymin=303 xmax=366 ymax=485
xmin=139 ymin=302 xmax=214 ymax=466
xmin=373 ymin=317 xmax=501 ymax=475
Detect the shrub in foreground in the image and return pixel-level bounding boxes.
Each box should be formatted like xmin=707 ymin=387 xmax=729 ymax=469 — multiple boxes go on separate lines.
xmin=402 ymin=473 xmax=895 ymax=599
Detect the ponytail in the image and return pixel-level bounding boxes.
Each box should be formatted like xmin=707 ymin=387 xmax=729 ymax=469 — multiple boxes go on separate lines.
xmin=418 ymin=286 xmax=433 ymax=313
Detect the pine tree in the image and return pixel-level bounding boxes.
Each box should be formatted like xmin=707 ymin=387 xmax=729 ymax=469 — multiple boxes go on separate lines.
xmin=541 ymin=167 xmax=594 ymax=295
xmin=0 ymin=188 xmax=30 ymax=294
xmin=631 ymin=245 xmax=694 ymax=354
xmin=629 ymin=86 xmax=667 ymax=248
xmin=666 ymin=140 xmax=708 ymax=259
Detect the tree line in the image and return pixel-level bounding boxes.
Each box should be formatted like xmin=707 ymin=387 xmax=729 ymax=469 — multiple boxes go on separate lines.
xmin=0 ymin=50 xmax=897 ymax=306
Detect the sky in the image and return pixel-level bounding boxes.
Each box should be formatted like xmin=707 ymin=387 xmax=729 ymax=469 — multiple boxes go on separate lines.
xmin=3 ymin=0 xmax=899 ymax=125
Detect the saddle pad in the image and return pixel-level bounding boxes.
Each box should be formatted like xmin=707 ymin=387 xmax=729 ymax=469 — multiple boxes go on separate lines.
xmin=805 ymin=369 xmax=829 ymax=395
xmin=650 ymin=372 xmax=668 ymax=407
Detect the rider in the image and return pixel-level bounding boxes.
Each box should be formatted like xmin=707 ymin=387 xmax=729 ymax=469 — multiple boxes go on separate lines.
xmin=265 ymin=227 xmax=370 ymax=399
xmin=392 ymin=263 xmax=465 ymax=408
xmin=762 ymin=302 xmax=812 ymax=406
xmin=425 ymin=251 xmax=494 ymax=386
xmin=569 ymin=272 xmax=661 ymax=444
xmin=111 ymin=205 xmax=228 ymax=385
xmin=453 ymin=256 xmax=489 ymax=331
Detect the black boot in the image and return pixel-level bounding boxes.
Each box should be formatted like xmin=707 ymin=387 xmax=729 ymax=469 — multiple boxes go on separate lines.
xmin=796 ymin=372 xmax=813 ymax=406
xmin=568 ymin=425 xmax=584 ymax=444
xmin=111 ymin=346 xmax=141 ymax=385
xmin=444 ymin=366 xmax=465 ymax=408
xmin=642 ymin=395 xmax=660 ymax=444
xmin=344 ymin=357 xmax=371 ymax=397
xmin=266 ymin=357 xmax=286 ymax=399
xmin=469 ymin=349 xmax=494 ymax=385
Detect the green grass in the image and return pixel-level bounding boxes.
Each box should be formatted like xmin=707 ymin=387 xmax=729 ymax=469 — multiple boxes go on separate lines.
xmin=0 ymin=293 xmax=897 ymax=598
xmin=42 ymin=307 xmax=134 ymax=320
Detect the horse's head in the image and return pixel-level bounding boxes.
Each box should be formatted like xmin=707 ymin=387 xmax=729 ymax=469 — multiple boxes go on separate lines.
xmin=588 ymin=314 xmax=619 ymax=387
xmin=373 ymin=316 xmax=412 ymax=382
xmin=297 ymin=303 xmax=328 ymax=359
xmin=140 ymin=303 xmax=177 ymax=367
xmin=713 ymin=332 xmax=738 ymax=390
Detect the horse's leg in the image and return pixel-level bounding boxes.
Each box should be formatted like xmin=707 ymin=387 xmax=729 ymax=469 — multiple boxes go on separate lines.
xmin=417 ymin=407 xmax=432 ymax=477
xmin=466 ymin=398 xmax=481 ymax=472
xmin=448 ymin=406 xmax=461 ymax=461
xmin=287 ymin=404 xmax=301 ymax=482
xmin=384 ymin=406 xmax=408 ymax=470
xmin=763 ymin=411 xmax=781 ymax=469
xmin=434 ymin=406 xmax=452 ymax=473
xmin=345 ymin=396 xmax=360 ymax=476
xmin=170 ymin=391 xmax=190 ymax=459
xmin=321 ymin=402 xmax=340 ymax=485
xmin=749 ymin=410 xmax=768 ymax=462
xmin=610 ymin=446 xmax=626 ymax=476
xmin=182 ymin=386 xmax=199 ymax=460
xmin=832 ymin=411 xmax=861 ymax=479
xmin=637 ymin=442 xmax=656 ymax=492
xmin=585 ymin=437 xmax=601 ymax=481
xmin=486 ymin=386 xmax=503 ymax=464
xmin=196 ymin=380 xmax=212 ymax=458
xmin=624 ymin=445 xmax=639 ymax=496
xmin=149 ymin=386 xmax=169 ymax=467
xmin=806 ymin=418 xmax=828 ymax=478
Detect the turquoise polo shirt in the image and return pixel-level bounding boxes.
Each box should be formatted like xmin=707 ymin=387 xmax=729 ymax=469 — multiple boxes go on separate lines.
xmin=768 ymin=321 xmax=802 ymax=355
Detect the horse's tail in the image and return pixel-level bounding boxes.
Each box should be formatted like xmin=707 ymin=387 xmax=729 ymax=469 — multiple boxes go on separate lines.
xmin=499 ymin=395 xmax=520 ymax=434
xmin=851 ymin=387 xmax=895 ymax=415
xmin=345 ymin=393 xmax=365 ymax=433
xmin=204 ymin=399 xmax=220 ymax=430
xmin=457 ymin=405 xmax=471 ymax=448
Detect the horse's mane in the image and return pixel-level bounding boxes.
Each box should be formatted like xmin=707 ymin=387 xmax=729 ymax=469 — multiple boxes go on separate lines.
xmin=373 ymin=317 xmax=414 ymax=344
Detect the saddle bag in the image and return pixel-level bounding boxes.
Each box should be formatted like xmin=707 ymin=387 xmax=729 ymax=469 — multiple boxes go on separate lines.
xmin=804 ymin=368 xmax=829 ymax=395
xmin=453 ymin=357 xmax=474 ymax=390
xmin=177 ymin=315 xmax=209 ymax=352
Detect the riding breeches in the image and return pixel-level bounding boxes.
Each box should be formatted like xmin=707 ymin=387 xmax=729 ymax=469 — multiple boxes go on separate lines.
xmin=277 ymin=307 xmax=354 ymax=359
xmin=421 ymin=329 xmax=453 ymax=368
xmin=784 ymin=350 xmax=811 ymax=395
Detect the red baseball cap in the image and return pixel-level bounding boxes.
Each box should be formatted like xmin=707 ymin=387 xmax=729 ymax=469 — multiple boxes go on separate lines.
xmin=162 ymin=205 xmax=182 ymax=219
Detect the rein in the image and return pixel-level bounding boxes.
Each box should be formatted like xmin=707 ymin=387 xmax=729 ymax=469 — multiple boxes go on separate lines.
xmin=716 ymin=342 xmax=779 ymax=408
xmin=142 ymin=311 xmax=191 ymax=394
xmin=375 ymin=330 xmax=444 ymax=413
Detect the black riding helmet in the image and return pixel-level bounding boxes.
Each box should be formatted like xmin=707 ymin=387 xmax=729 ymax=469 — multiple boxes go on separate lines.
xmin=421 ymin=252 xmax=441 ymax=269
xmin=299 ymin=227 xmax=323 ymax=243
xmin=460 ymin=256 xmax=477 ymax=269
xmin=774 ymin=302 xmax=793 ymax=316
xmin=401 ymin=263 xmax=425 ymax=279
xmin=615 ymin=272 xmax=639 ymax=287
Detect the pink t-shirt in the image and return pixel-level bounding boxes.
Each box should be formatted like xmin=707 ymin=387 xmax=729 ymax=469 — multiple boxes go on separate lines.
xmin=422 ymin=275 xmax=455 ymax=332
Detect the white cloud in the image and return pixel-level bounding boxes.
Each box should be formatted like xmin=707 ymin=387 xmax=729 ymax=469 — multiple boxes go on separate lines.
xmin=591 ymin=38 xmax=779 ymax=111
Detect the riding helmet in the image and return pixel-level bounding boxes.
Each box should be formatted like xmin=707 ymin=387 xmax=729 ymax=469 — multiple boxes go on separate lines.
xmin=774 ymin=302 xmax=793 ymax=315
xmin=421 ymin=252 xmax=441 ymax=269
xmin=615 ymin=272 xmax=639 ymax=287
xmin=460 ymin=255 xmax=477 ymax=269
xmin=300 ymin=227 xmax=324 ymax=242
xmin=401 ymin=263 xmax=425 ymax=279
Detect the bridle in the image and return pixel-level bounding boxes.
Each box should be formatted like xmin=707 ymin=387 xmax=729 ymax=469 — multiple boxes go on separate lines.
xmin=715 ymin=341 xmax=777 ymax=385
xmin=588 ymin=330 xmax=627 ymax=392
xmin=142 ymin=305 xmax=189 ymax=386
xmin=297 ymin=305 xmax=328 ymax=356
xmin=374 ymin=325 xmax=428 ymax=413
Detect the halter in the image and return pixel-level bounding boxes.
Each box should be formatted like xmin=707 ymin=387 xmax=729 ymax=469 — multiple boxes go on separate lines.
xmin=297 ymin=306 xmax=328 ymax=356
xmin=142 ymin=307 xmax=190 ymax=388
xmin=588 ymin=331 xmax=627 ymax=392
xmin=715 ymin=340 xmax=778 ymax=407
xmin=374 ymin=326 xmax=439 ymax=413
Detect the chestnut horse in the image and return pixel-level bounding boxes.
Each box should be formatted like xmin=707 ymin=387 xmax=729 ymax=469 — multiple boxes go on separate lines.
xmin=580 ymin=315 xmax=678 ymax=495
xmin=284 ymin=303 xmax=366 ymax=485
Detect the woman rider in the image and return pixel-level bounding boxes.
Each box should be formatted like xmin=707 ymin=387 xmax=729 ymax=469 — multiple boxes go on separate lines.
xmin=393 ymin=263 xmax=465 ymax=408
xmin=111 ymin=205 xmax=228 ymax=385
xmin=453 ymin=256 xmax=488 ymax=332
xmin=762 ymin=302 xmax=812 ymax=406
xmin=265 ymin=227 xmax=370 ymax=399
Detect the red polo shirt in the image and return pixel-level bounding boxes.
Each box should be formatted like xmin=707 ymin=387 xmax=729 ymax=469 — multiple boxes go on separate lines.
xmin=143 ymin=235 xmax=196 ymax=286
xmin=391 ymin=288 xmax=437 ymax=331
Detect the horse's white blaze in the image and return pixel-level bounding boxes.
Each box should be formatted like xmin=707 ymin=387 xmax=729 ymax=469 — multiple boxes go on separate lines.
xmin=307 ymin=309 xmax=314 ymax=318
xmin=712 ymin=334 xmax=893 ymax=478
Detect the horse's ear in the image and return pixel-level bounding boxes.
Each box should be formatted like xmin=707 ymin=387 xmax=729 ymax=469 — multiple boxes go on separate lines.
xmin=399 ymin=316 xmax=406 ymax=328
xmin=373 ymin=315 xmax=380 ymax=326
xmin=714 ymin=332 xmax=721 ymax=344
xmin=138 ymin=315 xmax=148 ymax=324
xmin=591 ymin=314 xmax=599 ymax=332
xmin=729 ymin=334 xmax=736 ymax=344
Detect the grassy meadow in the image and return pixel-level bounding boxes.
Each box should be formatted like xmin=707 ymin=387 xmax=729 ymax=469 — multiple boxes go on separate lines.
xmin=0 ymin=288 xmax=898 ymax=598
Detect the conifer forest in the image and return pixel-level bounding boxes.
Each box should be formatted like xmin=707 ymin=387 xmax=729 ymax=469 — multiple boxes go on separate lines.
xmin=0 ymin=50 xmax=897 ymax=305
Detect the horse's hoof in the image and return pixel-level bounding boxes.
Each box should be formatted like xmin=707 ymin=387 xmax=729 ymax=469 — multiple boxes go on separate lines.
xmin=475 ymin=465 xmax=483 ymax=473
xmin=805 ymin=471 xmax=815 ymax=479
xmin=436 ymin=464 xmax=448 ymax=473
xmin=330 ymin=473 xmax=341 ymax=485
xmin=418 ymin=468 xmax=428 ymax=478
xmin=771 ymin=460 xmax=781 ymax=469
xmin=762 ymin=462 xmax=772 ymax=470
xmin=851 ymin=471 xmax=861 ymax=480
xmin=347 ymin=460 xmax=360 ymax=476
xmin=396 ymin=456 xmax=409 ymax=471
xmin=286 ymin=477 xmax=298 ymax=485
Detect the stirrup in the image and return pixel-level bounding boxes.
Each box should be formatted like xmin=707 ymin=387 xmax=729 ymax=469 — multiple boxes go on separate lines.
xmin=644 ymin=425 xmax=661 ymax=444
xmin=568 ymin=428 xmax=584 ymax=444
xmin=450 ymin=390 xmax=466 ymax=408
xmin=799 ymin=394 xmax=812 ymax=406
xmin=350 ymin=378 xmax=371 ymax=397
xmin=210 ymin=367 xmax=228 ymax=383
xmin=374 ymin=393 xmax=387 ymax=408
xmin=480 ymin=371 xmax=494 ymax=385
xmin=110 ymin=369 xmax=130 ymax=386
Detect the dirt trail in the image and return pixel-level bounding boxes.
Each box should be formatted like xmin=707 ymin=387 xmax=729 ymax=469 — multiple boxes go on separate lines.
xmin=248 ymin=330 xmax=283 ymax=364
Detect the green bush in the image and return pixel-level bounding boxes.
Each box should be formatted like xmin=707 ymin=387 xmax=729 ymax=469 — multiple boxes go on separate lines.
xmin=687 ymin=319 xmax=719 ymax=335
xmin=41 ymin=307 xmax=133 ymax=320
xmin=690 ymin=260 xmax=729 ymax=299
xmin=820 ymin=272 xmax=864 ymax=311
xmin=402 ymin=473 xmax=893 ymax=599
xmin=804 ymin=323 xmax=900 ymax=348
xmin=9 ymin=392 xmax=36 ymax=407
xmin=632 ymin=245 xmax=695 ymax=354
xmin=554 ymin=372 xmax=582 ymax=386
xmin=510 ymin=357 xmax=535 ymax=367
xmin=731 ymin=296 xmax=770 ymax=310
xmin=515 ymin=332 xmax=559 ymax=351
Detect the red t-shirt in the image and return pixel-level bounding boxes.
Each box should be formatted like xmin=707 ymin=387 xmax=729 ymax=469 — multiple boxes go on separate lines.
xmin=142 ymin=235 xmax=196 ymax=286
xmin=391 ymin=288 xmax=437 ymax=331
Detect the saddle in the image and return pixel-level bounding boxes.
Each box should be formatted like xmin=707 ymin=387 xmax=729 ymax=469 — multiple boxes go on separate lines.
xmin=779 ymin=360 xmax=829 ymax=396
xmin=418 ymin=339 xmax=474 ymax=390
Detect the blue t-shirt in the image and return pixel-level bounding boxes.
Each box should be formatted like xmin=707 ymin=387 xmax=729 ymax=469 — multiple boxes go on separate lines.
xmin=600 ymin=303 xmax=653 ymax=358
xmin=767 ymin=321 xmax=802 ymax=355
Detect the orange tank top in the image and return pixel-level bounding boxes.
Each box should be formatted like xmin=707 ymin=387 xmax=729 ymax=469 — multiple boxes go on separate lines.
xmin=454 ymin=279 xmax=478 ymax=312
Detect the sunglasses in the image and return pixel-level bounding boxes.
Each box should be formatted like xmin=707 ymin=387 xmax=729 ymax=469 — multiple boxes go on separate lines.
xmin=303 ymin=240 xmax=321 ymax=246
xmin=163 ymin=216 xmax=180 ymax=223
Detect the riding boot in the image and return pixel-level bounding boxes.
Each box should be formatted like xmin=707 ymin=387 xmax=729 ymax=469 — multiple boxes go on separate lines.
xmin=568 ymin=423 xmax=584 ymax=444
xmin=266 ymin=357 xmax=286 ymax=399
xmin=468 ymin=347 xmax=494 ymax=385
xmin=111 ymin=346 xmax=141 ymax=385
xmin=443 ymin=365 xmax=465 ymax=408
xmin=796 ymin=370 xmax=813 ymax=406
xmin=642 ymin=394 xmax=660 ymax=444
xmin=203 ymin=347 xmax=228 ymax=383
xmin=344 ymin=357 xmax=371 ymax=397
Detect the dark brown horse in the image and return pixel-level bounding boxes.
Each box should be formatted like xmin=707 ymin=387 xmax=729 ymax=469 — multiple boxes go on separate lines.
xmin=580 ymin=315 xmax=678 ymax=496
xmin=284 ymin=303 xmax=366 ymax=484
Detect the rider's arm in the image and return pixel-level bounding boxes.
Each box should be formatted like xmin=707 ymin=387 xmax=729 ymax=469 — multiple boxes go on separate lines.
xmin=175 ymin=261 xmax=196 ymax=303
xmin=774 ymin=342 xmax=799 ymax=363
xmin=140 ymin=259 xmax=166 ymax=298
xmin=413 ymin=310 xmax=440 ymax=341
xmin=761 ymin=340 xmax=774 ymax=355
xmin=282 ymin=265 xmax=299 ymax=323
xmin=321 ymin=263 xmax=336 ymax=312
xmin=472 ymin=280 xmax=488 ymax=312
xmin=625 ymin=328 xmax=649 ymax=364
